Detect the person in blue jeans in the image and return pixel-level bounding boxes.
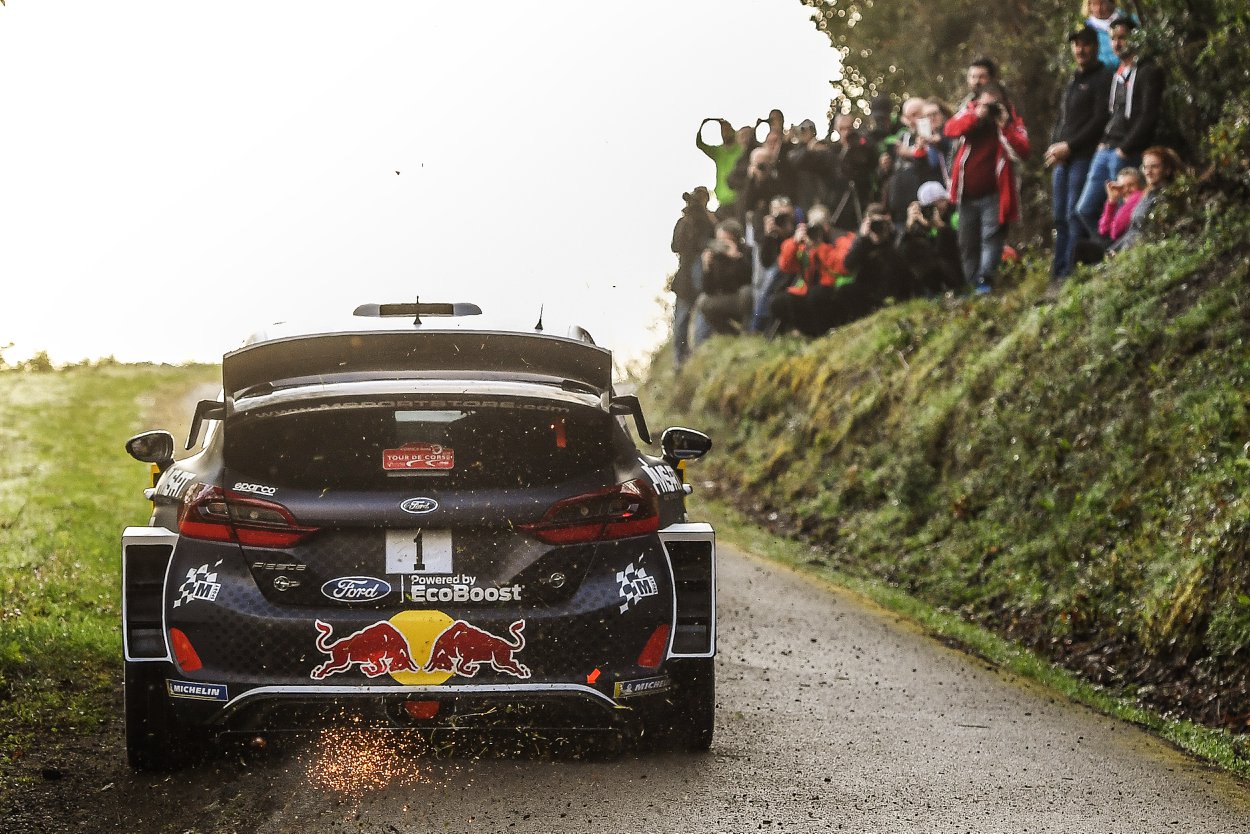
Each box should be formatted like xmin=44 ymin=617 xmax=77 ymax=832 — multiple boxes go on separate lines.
xmin=669 ymin=187 xmax=716 ymax=368
xmin=1073 ymin=17 xmax=1165 ymax=239
xmin=943 ymin=82 xmax=1031 ymax=294
xmin=1045 ymin=25 xmax=1112 ymax=279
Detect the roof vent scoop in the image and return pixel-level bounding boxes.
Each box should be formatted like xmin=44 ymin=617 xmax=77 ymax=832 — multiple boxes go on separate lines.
xmin=353 ymin=301 xmax=483 ymax=325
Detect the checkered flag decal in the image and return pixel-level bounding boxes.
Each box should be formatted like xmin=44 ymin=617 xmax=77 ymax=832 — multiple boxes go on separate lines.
xmin=617 ymin=562 xmax=658 ymax=613
xmin=173 ymin=560 xmax=223 ymax=608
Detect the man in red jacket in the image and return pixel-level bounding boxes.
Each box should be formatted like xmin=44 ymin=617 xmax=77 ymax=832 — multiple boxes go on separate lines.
xmin=944 ymin=81 xmax=1030 ymax=294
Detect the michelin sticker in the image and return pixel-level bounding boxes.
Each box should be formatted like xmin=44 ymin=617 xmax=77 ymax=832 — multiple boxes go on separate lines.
xmin=167 ymin=679 xmax=228 ymax=701
xmin=614 ymin=675 xmax=670 ymax=699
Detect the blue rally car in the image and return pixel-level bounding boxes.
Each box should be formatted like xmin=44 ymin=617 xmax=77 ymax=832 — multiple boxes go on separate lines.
xmin=121 ymin=301 xmax=715 ymax=769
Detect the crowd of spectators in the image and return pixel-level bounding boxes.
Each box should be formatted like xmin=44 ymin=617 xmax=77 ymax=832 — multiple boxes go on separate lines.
xmin=669 ymin=4 xmax=1179 ymax=368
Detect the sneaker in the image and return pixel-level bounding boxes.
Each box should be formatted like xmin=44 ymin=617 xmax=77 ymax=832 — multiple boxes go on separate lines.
xmin=974 ymin=282 xmax=992 ymax=296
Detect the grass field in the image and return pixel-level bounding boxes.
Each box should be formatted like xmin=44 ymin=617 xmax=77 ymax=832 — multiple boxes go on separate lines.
xmin=0 ymin=363 xmax=218 ymax=774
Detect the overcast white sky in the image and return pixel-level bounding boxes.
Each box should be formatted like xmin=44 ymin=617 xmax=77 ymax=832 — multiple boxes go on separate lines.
xmin=0 ymin=1 xmax=840 ymax=371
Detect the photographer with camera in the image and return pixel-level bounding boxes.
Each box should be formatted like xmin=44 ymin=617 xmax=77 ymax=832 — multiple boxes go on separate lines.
xmin=900 ymin=181 xmax=964 ymax=296
xmin=843 ymin=202 xmax=913 ymax=318
xmin=767 ymin=205 xmax=855 ymax=337
xmin=749 ymin=197 xmax=798 ymax=332
xmin=943 ymin=80 xmax=1030 ymax=294
xmin=670 ymin=186 xmax=718 ymax=368
xmin=696 ymin=117 xmax=753 ymax=221
xmin=829 ymin=113 xmax=875 ymax=230
xmin=694 ymin=219 xmax=754 ymax=339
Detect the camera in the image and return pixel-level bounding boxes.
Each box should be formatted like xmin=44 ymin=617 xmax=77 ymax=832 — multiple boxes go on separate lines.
xmin=869 ymin=217 xmax=892 ymax=237
xmin=983 ymin=101 xmax=1003 ymax=120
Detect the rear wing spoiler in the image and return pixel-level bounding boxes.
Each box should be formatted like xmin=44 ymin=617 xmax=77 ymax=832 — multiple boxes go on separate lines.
xmin=221 ymin=331 xmax=613 ymax=401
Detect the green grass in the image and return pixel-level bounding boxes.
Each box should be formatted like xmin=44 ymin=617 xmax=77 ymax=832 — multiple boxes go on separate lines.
xmin=0 ymin=363 xmax=218 ymax=773
xmin=644 ymin=196 xmax=1250 ymax=775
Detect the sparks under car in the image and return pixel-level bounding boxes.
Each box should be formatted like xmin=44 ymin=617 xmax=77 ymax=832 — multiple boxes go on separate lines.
xmin=121 ymin=302 xmax=715 ymax=769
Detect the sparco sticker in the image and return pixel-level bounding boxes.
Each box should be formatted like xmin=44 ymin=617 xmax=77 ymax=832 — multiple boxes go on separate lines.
xmin=232 ymin=481 xmax=277 ymax=496
xmin=384 ymin=443 xmax=455 ymax=471
xmin=321 ymin=576 xmax=392 ymax=602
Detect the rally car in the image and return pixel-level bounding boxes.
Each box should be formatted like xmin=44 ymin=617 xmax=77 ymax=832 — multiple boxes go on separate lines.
xmin=121 ymin=301 xmax=715 ymax=769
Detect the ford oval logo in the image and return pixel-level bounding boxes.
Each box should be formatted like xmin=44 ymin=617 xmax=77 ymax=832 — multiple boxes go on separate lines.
xmin=400 ymin=497 xmax=438 ymax=514
xmin=321 ymin=576 xmax=391 ymax=602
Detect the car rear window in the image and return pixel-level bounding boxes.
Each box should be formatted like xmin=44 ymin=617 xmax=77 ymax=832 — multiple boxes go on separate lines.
xmin=224 ymin=397 xmax=615 ymax=490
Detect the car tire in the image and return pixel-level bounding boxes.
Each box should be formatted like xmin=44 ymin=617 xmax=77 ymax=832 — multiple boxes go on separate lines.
xmin=124 ymin=663 xmax=205 ymax=770
xmin=640 ymin=658 xmax=714 ymax=753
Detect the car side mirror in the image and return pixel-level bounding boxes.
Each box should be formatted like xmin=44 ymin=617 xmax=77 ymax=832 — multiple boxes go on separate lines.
xmin=125 ymin=430 xmax=175 ymax=471
xmin=661 ymin=427 xmax=712 ymax=464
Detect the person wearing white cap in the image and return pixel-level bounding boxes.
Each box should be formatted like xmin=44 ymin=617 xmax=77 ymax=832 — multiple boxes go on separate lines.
xmin=900 ymin=181 xmax=964 ymax=295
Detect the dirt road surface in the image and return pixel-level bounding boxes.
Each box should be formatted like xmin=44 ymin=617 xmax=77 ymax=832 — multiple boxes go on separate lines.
xmin=7 ymin=542 xmax=1250 ymax=833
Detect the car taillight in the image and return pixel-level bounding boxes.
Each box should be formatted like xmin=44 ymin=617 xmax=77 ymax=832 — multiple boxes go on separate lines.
xmin=519 ymin=478 xmax=660 ymax=545
xmin=178 ymin=484 xmax=317 ymax=548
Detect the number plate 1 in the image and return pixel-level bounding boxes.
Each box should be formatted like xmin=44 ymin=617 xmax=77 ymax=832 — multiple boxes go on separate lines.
xmin=386 ymin=529 xmax=453 ymax=574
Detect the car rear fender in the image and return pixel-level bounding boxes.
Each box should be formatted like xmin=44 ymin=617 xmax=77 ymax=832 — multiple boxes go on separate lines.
xmin=658 ymin=523 xmax=715 ymax=658
xmin=122 ymin=526 xmax=178 ymax=663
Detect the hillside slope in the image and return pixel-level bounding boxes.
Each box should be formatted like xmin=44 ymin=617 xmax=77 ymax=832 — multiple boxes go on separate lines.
xmin=644 ymin=202 xmax=1250 ymax=737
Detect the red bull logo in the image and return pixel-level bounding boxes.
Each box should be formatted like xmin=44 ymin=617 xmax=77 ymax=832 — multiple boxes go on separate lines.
xmin=309 ymin=613 xmax=531 ymax=683
xmin=425 ymin=619 xmax=531 ymax=679
xmin=310 ymin=619 xmax=419 ymax=680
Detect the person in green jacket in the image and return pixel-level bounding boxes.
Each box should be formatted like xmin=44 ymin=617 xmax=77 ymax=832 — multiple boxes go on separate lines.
xmin=697 ymin=117 xmax=751 ymax=219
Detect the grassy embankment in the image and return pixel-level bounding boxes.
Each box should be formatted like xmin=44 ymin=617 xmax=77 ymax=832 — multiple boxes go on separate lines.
xmin=0 ymin=363 xmax=218 ymax=786
xmin=643 ymin=201 xmax=1250 ymax=775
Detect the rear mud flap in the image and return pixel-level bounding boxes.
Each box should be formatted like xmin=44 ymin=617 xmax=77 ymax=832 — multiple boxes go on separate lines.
xmin=658 ymin=523 xmax=715 ymax=658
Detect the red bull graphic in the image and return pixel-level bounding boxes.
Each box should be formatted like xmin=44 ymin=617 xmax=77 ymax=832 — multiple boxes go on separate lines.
xmin=425 ymin=619 xmax=531 ymax=679
xmin=310 ymin=619 xmax=419 ymax=680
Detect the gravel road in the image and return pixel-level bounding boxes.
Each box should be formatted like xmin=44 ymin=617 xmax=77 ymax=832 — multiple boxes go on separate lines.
xmin=8 ymin=541 xmax=1250 ymax=833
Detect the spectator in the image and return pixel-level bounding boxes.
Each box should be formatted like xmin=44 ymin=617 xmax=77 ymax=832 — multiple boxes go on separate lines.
xmin=919 ymin=98 xmax=955 ymax=183
xmin=843 ymin=202 xmax=913 ymax=313
xmin=961 ymin=56 xmax=1000 ymax=106
xmin=787 ymin=118 xmax=840 ymax=212
xmin=867 ymin=95 xmax=896 ymax=154
xmin=696 ymin=118 xmax=749 ymax=219
xmin=695 ymin=219 xmax=754 ymax=337
xmin=885 ymin=97 xmax=946 ymax=223
xmin=945 ymin=81 xmax=1031 ymax=294
xmin=1108 ymin=145 xmax=1181 ymax=253
xmin=1085 ymin=0 xmax=1124 ymax=69
xmin=830 ymin=113 xmax=875 ymax=229
xmin=1046 ymin=25 xmax=1114 ymax=281
xmin=1073 ymin=17 xmax=1165 ymax=240
xmin=670 ymin=187 xmax=717 ymax=367
xmin=1072 ymin=165 xmax=1144 ymax=265
xmin=750 ymin=196 xmax=798 ymax=332
xmin=768 ymin=205 xmax=855 ymax=337
xmin=900 ymin=181 xmax=964 ymax=295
